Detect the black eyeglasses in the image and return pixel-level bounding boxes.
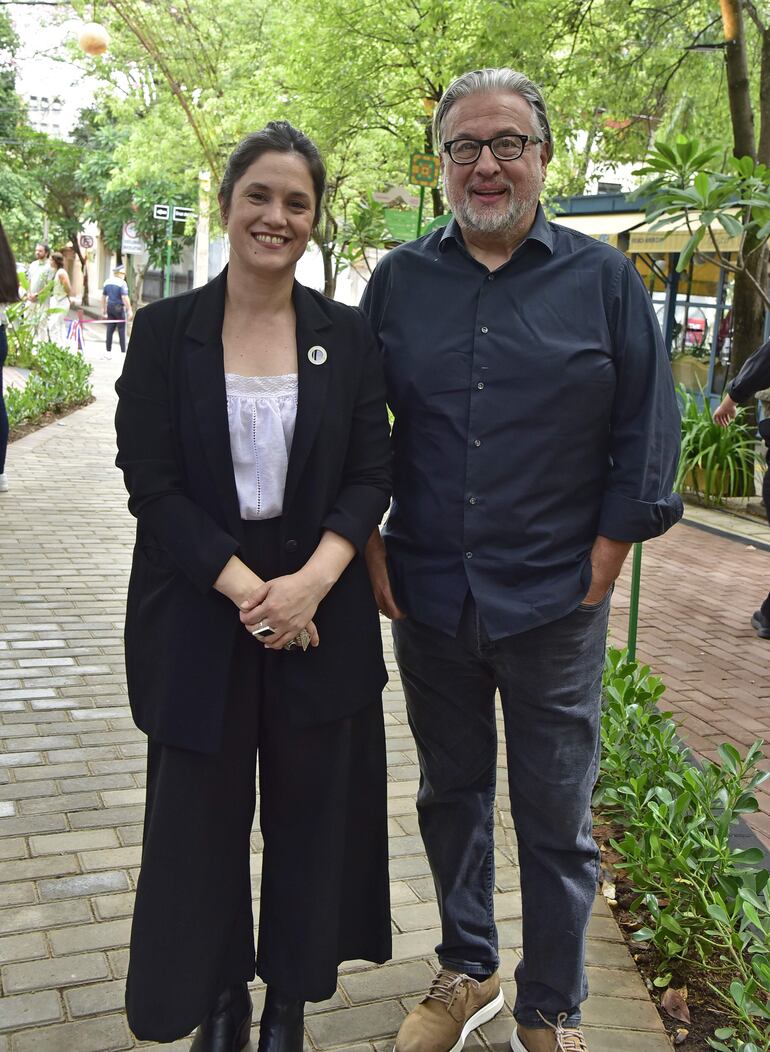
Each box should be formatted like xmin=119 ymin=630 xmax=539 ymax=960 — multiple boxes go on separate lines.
xmin=442 ymin=134 xmax=545 ymax=165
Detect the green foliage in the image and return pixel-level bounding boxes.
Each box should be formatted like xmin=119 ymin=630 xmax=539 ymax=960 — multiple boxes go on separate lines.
xmin=5 ymin=342 xmax=93 ymax=431
xmin=74 ymin=108 xmax=195 ymax=272
xmin=634 ymin=136 xmax=770 ymax=284
xmin=597 ymin=647 xmax=770 ymax=1051
xmin=335 ymin=194 xmax=391 ymax=278
xmin=0 ymin=8 xmax=20 ymax=141
xmin=675 ymin=385 xmax=757 ymax=502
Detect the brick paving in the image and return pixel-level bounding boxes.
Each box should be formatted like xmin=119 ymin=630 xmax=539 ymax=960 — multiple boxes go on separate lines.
xmin=609 ymin=509 xmax=770 ymax=851
xmin=0 ymin=338 xmax=671 ymax=1049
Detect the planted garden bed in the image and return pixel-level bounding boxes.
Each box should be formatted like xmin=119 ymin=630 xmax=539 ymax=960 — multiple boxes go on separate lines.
xmin=596 ymin=649 xmax=770 ymax=1051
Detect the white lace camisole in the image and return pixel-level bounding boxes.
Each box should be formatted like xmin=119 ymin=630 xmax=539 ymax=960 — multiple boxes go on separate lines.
xmin=225 ymin=372 xmax=298 ymax=520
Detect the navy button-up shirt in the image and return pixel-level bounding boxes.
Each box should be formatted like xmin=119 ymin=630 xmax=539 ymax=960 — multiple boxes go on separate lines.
xmin=360 ymin=206 xmax=683 ymax=639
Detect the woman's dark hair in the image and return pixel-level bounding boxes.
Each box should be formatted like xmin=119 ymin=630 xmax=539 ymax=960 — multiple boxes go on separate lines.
xmin=50 ymin=251 xmax=65 ymax=269
xmin=0 ymin=221 xmax=20 ymax=303
xmin=219 ymin=121 xmax=326 ymax=225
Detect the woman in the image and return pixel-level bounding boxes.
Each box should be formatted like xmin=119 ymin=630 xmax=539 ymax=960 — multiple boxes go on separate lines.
xmin=115 ymin=121 xmax=392 ymax=1052
xmin=0 ymin=220 xmax=19 ymax=493
xmin=47 ymin=250 xmax=72 ymax=346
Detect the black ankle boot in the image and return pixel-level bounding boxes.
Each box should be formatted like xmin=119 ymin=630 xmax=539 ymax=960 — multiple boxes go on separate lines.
xmin=191 ymin=983 xmax=252 ymax=1052
xmin=256 ymin=986 xmax=305 ymax=1052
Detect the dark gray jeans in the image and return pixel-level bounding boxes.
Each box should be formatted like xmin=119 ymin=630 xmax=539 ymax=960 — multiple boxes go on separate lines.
xmin=392 ymin=590 xmax=611 ymax=1029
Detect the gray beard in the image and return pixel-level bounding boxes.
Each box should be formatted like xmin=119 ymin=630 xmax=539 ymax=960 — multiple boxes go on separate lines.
xmin=445 ymin=177 xmax=541 ymax=235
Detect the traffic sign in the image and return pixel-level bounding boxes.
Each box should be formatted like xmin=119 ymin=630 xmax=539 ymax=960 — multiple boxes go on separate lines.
xmin=153 ymin=204 xmax=169 ymax=220
xmin=121 ymin=221 xmax=146 ymax=256
xmin=409 ymin=153 xmax=440 ymax=188
xmin=79 ymin=234 xmax=94 ymax=249
xmin=173 ymin=206 xmax=195 ymax=222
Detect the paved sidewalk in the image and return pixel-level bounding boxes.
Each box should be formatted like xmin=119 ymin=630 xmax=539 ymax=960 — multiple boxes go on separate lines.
xmin=0 ymin=345 xmax=670 ymax=1050
xmin=609 ymin=507 xmax=770 ymax=850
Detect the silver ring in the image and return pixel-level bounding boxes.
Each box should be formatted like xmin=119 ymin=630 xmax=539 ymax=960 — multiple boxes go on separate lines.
xmin=252 ymin=624 xmax=276 ymax=639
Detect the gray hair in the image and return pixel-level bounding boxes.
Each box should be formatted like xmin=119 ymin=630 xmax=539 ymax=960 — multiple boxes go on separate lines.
xmin=433 ymin=68 xmax=553 ymax=161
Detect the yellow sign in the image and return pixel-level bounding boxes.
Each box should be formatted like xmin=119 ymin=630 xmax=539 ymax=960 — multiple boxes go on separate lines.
xmin=409 ymin=153 xmax=440 ymax=188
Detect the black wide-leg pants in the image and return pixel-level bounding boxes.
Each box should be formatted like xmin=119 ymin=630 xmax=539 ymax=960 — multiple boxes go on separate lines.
xmin=125 ymin=520 xmax=391 ymax=1043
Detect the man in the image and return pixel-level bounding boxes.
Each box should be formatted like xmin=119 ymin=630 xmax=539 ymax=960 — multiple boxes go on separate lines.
xmin=361 ymin=68 xmax=682 ymax=1052
xmin=714 ymin=340 xmax=770 ymax=639
xmin=26 ymin=242 xmax=50 ymax=341
xmin=102 ymin=263 xmax=132 ymax=357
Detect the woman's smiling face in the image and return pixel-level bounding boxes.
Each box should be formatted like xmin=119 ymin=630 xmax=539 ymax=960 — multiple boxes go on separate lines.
xmin=221 ymin=150 xmax=317 ymax=277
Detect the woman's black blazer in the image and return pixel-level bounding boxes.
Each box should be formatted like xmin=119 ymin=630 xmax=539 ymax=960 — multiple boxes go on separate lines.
xmin=115 ymin=268 xmax=391 ymax=754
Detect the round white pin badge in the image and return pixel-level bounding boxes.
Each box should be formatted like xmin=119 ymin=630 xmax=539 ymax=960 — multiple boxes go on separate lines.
xmin=307 ymin=345 xmax=328 ymax=366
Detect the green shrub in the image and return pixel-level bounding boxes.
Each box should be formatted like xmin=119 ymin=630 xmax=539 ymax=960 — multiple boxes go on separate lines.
xmin=675 ymin=384 xmax=757 ymax=503
xmin=597 ymin=648 xmax=770 ymax=1051
xmin=6 ymin=341 xmax=93 ymax=430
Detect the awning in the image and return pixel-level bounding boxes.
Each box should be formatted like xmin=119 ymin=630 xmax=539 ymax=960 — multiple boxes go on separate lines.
xmin=628 ymin=214 xmax=741 ymax=255
xmin=550 ymin=211 xmax=646 ymax=248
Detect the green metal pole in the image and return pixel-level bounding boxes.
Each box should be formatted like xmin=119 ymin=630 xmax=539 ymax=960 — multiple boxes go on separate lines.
xmin=416 ymin=186 xmax=425 ymax=239
xmin=164 ymin=207 xmax=173 ymax=298
xmin=627 ymin=542 xmax=643 ymax=661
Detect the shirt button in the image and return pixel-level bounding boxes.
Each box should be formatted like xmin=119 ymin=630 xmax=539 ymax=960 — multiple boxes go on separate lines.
xmin=477 ymin=382 xmax=484 ymax=390
xmin=284 ymin=539 xmax=298 ymax=552
xmin=487 ymin=274 xmax=495 ymax=281
xmin=465 ymin=551 xmax=473 ymax=559
xmin=473 ymin=439 xmax=481 ymax=447
xmin=480 ymin=325 xmax=489 ymax=334
xmin=469 ymin=497 xmax=477 ymax=505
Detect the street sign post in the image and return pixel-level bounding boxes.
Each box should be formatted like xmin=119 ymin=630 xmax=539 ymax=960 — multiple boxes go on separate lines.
xmin=153 ymin=202 xmax=196 ymax=297
xmin=408 ymin=153 xmax=440 ymax=239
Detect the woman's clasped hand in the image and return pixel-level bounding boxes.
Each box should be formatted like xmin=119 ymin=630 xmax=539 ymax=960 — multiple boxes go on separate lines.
xmin=240 ymin=570 xmax=321 ymax=650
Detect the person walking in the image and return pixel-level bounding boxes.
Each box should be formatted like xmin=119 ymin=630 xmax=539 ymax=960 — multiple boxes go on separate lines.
xmin=102 ymin=263 xmax=132 ymax=357
xmin=26 ymin=242 xmax=50 ymax=341
xmin=714 ymin=340 xmax=770 ymax=639
xmin=362 ymin=68 xmax=682 ymax=1052
xmin=0 ymin=221 xmax=20 ymax=493
xmin=47 ymin=251 xmax=72 ymax=347
xmin=115 ymin=121 xmax=392 ymax=1052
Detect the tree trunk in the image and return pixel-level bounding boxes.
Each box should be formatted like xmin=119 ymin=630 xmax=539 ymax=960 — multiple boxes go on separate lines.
xmin=720 ymin=0 xmax=766 ymax=380
xmin=721 ymin=0 xmax=756 ymax=158
xmin=70 ymin=231 xmax=89 ymax=307
xmin=424 ymin=124 xmax=444 ymax=217
xmin=757 ymin=25 xmax=770 ymax=165
xmin=322 ymin=246 xmax=336 ymax=299
xmin=730 ymin=242 xmax=767 ymax=379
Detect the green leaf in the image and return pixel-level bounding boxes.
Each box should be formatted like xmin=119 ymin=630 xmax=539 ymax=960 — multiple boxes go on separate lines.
xmin=731 ymin=848 xmax=765 ymax=865
xmin=718 ymin=742 xmax=741 ymax=773
xmin=707 ymin=903 xmax=731 ymax=925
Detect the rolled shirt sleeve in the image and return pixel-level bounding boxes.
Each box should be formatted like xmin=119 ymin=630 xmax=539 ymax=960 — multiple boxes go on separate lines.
xmin=597 ymin=258 xmax=683 ymax=542
xmin=727 ymin=339 xmax=770 ymax=403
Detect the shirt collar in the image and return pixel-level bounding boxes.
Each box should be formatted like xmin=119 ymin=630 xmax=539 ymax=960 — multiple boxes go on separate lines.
xmin=438 ymin=203 xmax=554 ymax=257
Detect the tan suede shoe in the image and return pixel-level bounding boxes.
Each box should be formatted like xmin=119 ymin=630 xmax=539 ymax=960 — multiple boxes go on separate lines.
xmin=394 ymin=969 xmax=504 ymax=1052
xmin=510 ymin=1012 xmax=588 ymax=1052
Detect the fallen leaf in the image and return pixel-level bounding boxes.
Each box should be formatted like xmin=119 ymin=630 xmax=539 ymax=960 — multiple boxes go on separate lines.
xmin=662 ymin=987 xmax=691 ymax=1025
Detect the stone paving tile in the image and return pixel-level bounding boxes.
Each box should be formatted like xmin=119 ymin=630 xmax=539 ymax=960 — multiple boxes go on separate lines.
xmin=609 ymin=512 xmax=770 ymax=850
xmin=0 ymin=343 xmax=671 ymax=1048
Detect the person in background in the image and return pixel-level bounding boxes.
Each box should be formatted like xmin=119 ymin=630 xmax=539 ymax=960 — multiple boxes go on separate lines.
xmin=0 ymin=221 xmax=20 ymax=493
xmin=47 ymin=251 xmax=72 ymax=347
xmin=714 ymin=339 xmax=770 ymax=639
xmin=103 ymin=263 xmax=132 ymax=357
xmin=26 ymin=242 xmax=50 ymax=341
xmin=115 ymin=121 xmax=392 ymax=1052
